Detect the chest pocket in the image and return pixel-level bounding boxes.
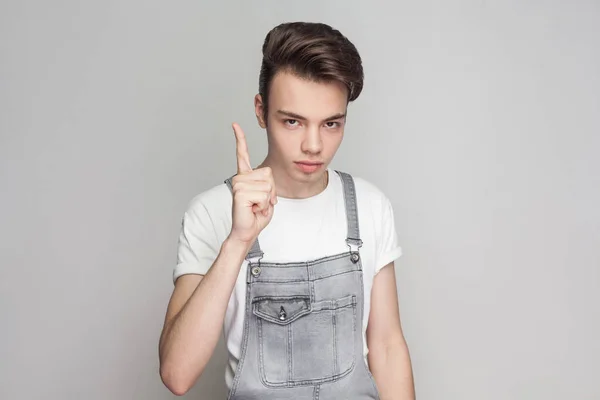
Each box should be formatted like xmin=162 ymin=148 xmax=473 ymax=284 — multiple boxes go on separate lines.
xmin=252 ymin=294 xmax=357 ymax=387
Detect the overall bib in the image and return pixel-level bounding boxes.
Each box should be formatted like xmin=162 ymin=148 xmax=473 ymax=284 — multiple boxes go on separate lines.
xmin=224 ymin=170 xmax=380 ymax=400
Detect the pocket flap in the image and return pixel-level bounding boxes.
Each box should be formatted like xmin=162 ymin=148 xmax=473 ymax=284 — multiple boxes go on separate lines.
xmin=253 ymin=296 xmax=311 ymax=325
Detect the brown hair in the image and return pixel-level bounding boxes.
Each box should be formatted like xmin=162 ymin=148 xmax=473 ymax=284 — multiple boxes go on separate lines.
xmin=258 ymin=22 xmax=364 ymax=121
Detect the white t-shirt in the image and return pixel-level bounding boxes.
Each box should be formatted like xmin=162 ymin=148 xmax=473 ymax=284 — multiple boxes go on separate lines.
xmin=173 ymin=168 xmax=402 ymax=390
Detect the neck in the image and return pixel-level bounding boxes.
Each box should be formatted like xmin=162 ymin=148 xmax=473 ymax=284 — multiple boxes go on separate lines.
xmin=258 ymin=158 xmax=329 ymax=199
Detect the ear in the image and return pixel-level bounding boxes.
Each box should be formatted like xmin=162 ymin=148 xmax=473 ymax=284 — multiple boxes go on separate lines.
xmin=254 ymin=94 xmax=267 ymax=129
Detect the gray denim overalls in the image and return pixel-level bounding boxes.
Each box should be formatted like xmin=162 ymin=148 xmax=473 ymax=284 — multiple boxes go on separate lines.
xmin=224 ymin=170 xmax=380 ymax=400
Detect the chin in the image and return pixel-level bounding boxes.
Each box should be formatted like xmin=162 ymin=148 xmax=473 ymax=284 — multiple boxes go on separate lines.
xmin=293 ymin=163 xmax=326 ymax=176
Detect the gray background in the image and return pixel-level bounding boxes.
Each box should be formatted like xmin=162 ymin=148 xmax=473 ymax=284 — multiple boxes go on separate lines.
xmin=1 ymin=0 xmax=598 ymax=399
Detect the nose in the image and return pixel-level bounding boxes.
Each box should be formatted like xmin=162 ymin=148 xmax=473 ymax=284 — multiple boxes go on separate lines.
xmin=301 ymin=125 xmax=322 ymax=155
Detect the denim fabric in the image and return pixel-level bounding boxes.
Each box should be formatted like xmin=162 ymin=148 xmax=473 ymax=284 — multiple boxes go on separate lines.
xmin=224 ymin=171 xmax=380 ymax=399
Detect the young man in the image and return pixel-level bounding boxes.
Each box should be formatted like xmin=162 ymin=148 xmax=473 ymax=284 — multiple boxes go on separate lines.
xmin=159 ymin=22 xmax=415 ymax=399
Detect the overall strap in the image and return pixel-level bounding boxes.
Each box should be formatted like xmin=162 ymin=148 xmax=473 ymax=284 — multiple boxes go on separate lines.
xmin=224 ymin=176 xmax=264 ymax=262
xmin=334 ymin=170 xmax=363 ymax=251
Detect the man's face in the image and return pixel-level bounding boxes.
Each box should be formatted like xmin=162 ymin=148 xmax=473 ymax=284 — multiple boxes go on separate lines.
xmin=256 ymin=71 xmax=348 ymax=185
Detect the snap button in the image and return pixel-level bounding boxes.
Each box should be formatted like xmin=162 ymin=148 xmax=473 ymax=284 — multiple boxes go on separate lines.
xmin=351 ymin=253 xmax=360 ymax=263
xmin=251 ymin=266 xmax=261 ymax=276
xmin=279 ymin=306 xmax=287 ymax=321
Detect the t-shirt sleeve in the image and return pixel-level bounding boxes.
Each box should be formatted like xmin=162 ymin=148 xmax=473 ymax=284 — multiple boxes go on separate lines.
xmin=173 ymin=201 xmax=220 ymax=283
xmin=375 ymin=195 xmax=403 ymax=275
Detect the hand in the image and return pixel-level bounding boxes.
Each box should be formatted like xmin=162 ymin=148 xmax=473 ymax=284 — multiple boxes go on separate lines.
xmin=228 ymin=123 xmax=277 ymax=245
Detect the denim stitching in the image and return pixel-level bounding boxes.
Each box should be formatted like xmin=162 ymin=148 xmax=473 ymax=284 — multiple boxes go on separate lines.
xmin=257 ymin=318 xmax=272 ymax=389
xmin=261 ymin=360 xmax=355 ymax=388
xmin=255 ymin=252 xmax=350 ymax=267
xmin=252 ymin=268 xmax=361 ymax=284
xmin=311 ymin=295 xmax=355 ymax=312
xmin=332 ymin=308 xmax=338 ymax=377
xmin=262 ymin=357 xmax=356 ymax=387
xmin=253 ymin=307 xmax=310 ymax=325
xmin=358 ymin=267 xmax=380 ymax=399
xmin=227 ymin=277 xmax=252 ymax=400
xmin=288 ymin=323 xmax=293 ymax=386
xmin=308 ymin=265 xmax=316 ymax=303
xmin=337 ymin=171 xmax=362 ymax=243
xmin=253 ymin=295 xmax=310 ymax=302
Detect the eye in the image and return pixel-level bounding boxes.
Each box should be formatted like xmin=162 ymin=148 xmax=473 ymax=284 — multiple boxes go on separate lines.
xmin=284 ymin=119 xmax=299 ymax=127
xmin=325 ymin=121 xmax=340 ymax=128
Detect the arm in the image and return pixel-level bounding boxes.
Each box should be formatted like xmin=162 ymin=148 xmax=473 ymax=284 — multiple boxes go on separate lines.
xmin=159 ymin=123 xmax=276 ymax=396
xmin=159 ymin=237 xmax=251 ymax=396
xmin=367 ymin=262 xmax=415 ymax=399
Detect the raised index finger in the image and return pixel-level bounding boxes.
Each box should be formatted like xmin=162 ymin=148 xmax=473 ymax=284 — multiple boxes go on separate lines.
xmin=232 ymin=122 xmax=252 ymax=174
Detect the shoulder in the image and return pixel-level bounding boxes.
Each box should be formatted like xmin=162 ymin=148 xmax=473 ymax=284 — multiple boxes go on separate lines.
xmin=329 ymin=170 xmax=395 ymax=232
xmin=352 ymin=175 xmax=387 ymax=199
xmin=341 ymin=172 xmax=393 ymax=213
xmin=184 ymin=181 xmax=232 ymax=222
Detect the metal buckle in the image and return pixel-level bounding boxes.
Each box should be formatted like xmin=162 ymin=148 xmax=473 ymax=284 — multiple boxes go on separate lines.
xmin=346 ymin=238 xmax=363 ymax=253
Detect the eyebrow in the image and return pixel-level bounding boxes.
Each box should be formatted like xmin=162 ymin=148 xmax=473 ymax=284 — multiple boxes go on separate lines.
xmin=276 ymin=110 xmax=346 ymax=122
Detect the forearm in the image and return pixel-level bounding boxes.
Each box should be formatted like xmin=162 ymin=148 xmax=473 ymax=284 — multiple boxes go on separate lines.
xmin=368 ymin=337 xmax=415 ymax=400
xmin=159 ymin=237 xmax=250 ymax=393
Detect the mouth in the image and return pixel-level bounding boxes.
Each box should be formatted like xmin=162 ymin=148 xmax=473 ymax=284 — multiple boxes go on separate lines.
xmin=294 ymin=161 xmax=324 ymax=173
